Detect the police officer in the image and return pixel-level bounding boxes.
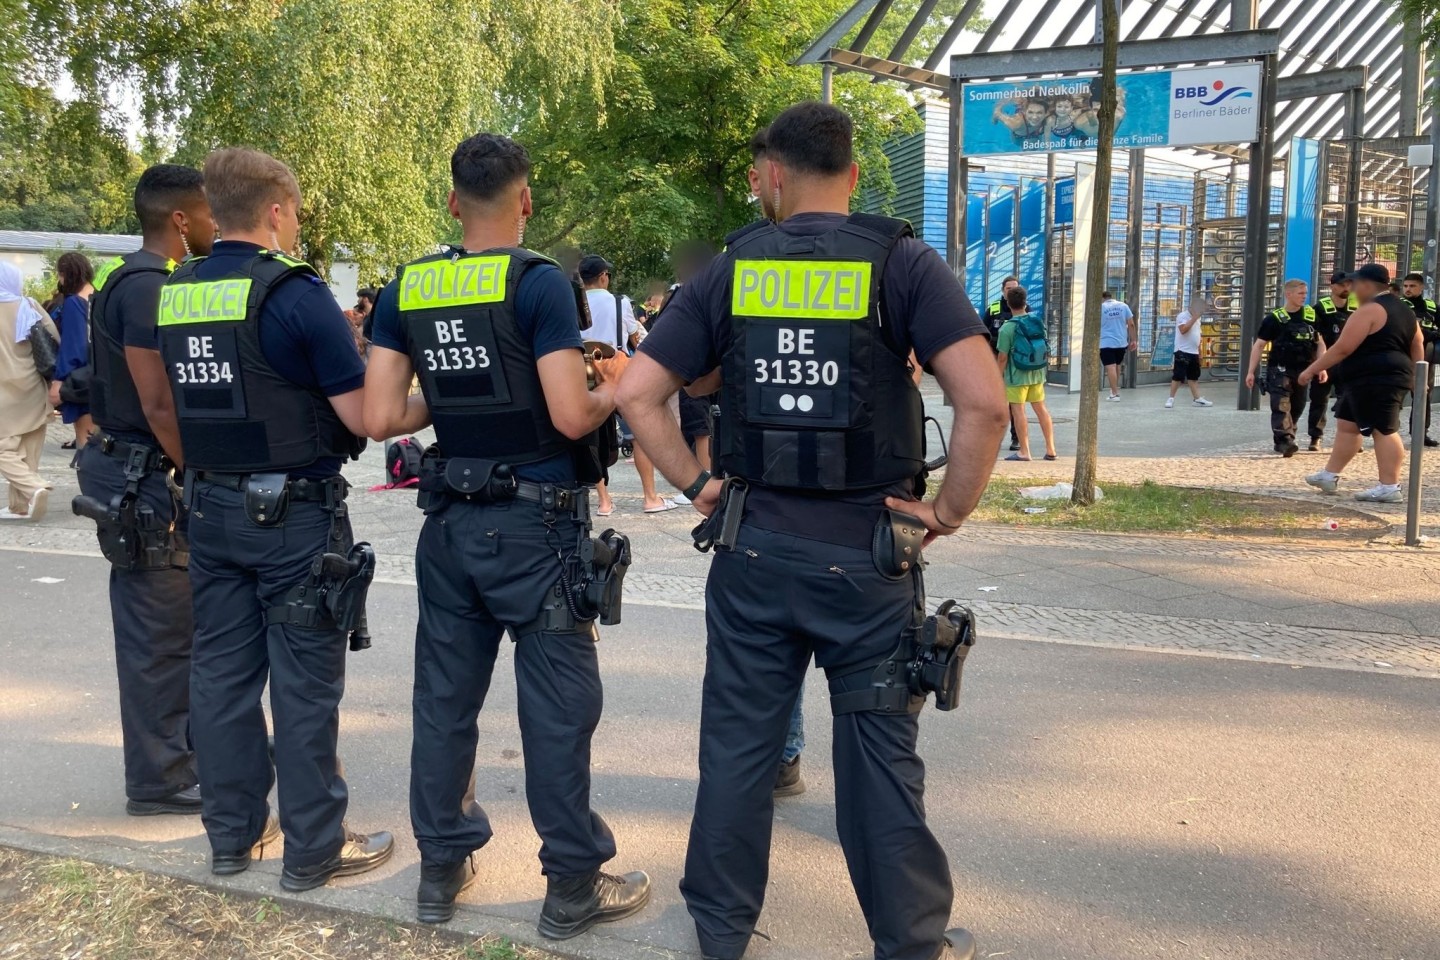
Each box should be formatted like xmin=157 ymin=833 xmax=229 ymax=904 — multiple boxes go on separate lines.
xmin=1400 ymin=272 xmax=1437 ymax=446
xmin=1245 ymin=278 xmax=1325 ymax=457
xmin=159 ymin=148 xmax=391 ymax=888
xmin=618 ymin=101 xmax=1007 ymax=960
xmin=362 ymin=133 xmax=650 ymax=933
xmin=75 ymin=164 xmax=214 ymax=816
xmin=985 ymin=276 xmax=1021 ymax=449
xmin=1306 ymin=271 xmax=1354 ymax=451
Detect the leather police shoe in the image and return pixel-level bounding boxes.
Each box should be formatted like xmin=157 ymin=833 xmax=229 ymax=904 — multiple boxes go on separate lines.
xmin=279 ymin=828 xmax=394 ymax=892
xmin=774 ymin=755 xmax=805 ymax=798
xmin=537 ymin=868 xmax=651 ymax=940
xmin=126 ymin=784 xmax=203 ymax=817
xmin=416 ymin=854 xmax=477 ymax=924
xmin=940 ymin=926 xmax=978 ymax=960
xmin=212 ymin=810 xmax=282 ymax=876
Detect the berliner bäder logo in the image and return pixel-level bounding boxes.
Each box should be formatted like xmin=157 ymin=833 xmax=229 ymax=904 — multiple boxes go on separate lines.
xmin=1176 ymin=79 xmax=1255 ymax=105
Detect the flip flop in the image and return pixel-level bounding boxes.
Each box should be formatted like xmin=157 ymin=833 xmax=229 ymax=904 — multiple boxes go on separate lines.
xmin=643 ymin=499 xmax=679 ymax=514
xmin=1005 ymin=454 xmax=1031 ymax=461
xmin=596 ymin=506 xmax=615 ymax=517
xmin=1044 ymin=454 xmax=1058 ymax=461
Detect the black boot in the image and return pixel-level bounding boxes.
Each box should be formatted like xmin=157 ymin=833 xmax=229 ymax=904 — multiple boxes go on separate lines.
xmin=280 ymin=828 xmax=395 ymax=891
xmin=537 ymin=868 xmax=651 ymax=940
xmin=1425 ymin=435 xmax=1438 ymax=447
xmin=417 ymin=854 xmax=477 ymax=924
xmin=212 ymin=809 xmax=281 ymax=876
xmin=126 ymin=784 xmax=203 ymax=817
xmin=941 ymin=927 xmax=977 ymax=960
xmin=773 ymin=755 xmax=805 ymax=798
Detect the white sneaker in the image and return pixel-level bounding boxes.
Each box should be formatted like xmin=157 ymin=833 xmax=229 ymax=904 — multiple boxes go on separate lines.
xmin=1164 ymin=397 xmax=1175 ymax=408
xmin=1354 ymin=485 xmax=1403 ymax=503
xmin=1305 ymin=471 xmax=1339 ymax=495
xmin=27 ymin=488 xmax=49 ymax=522
xmin=1192 ymin=397 xmax=1213 ymax=407
xmin=1108 ymin=394 xmax=1121 ymax=402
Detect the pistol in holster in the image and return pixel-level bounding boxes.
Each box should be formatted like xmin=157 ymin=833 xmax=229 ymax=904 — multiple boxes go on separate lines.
xmin=72 ymin=445 xmax=180 ymax=572
xmin=265 ymin=542 xmax=377 ymax=652
xmin=831 ymin=599 xmax=976 ymax=716
xmin=691 ymin=477 xmax=748 ymax=553
xmin=574 ymin=528 xmax=632 ymax=626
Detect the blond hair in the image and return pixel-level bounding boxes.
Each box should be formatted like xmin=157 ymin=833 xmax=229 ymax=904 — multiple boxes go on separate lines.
xmin=203 ymin=148 xmax=301 ymax=232
xmin=1283 ymin=278 xmax=1308 ymax=293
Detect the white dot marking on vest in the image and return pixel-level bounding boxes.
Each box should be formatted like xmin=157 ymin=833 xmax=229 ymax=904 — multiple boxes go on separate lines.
xmin=780 ymin=394 xmax=796 ymax=411
xmin=797 ymin=395 xmax=814 ymax=412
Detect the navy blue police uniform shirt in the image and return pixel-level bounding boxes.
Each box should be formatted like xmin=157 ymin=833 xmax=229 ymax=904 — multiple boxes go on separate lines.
xmin=641 ymin=212 xmax=989 ymax=545
xmin=370 ymin=258 xmax=584 ymax=484
xmin=191 ymin=240 xmax=365 ymax=479
xmin=100 ymin=249 xmax=174 ymax=445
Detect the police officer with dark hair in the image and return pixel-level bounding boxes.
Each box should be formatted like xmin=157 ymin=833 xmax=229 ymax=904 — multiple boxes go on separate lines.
xmin=363 ymin=132 xmax=650 ymax=934
xmin=74 ymin=163 xmax=215 ymax=816
xmin=1400 ymin=271 xmax=1437 ymax=446
xmin=618 ymin=100 xmax=1007 ymax=960
xmin=1245 ymin=278 xmax=1325 ymax=457
xmin=160 ymin=147 xmax=392 ymax=888
xmin=1306 ymin=271 xmax=1355 ymax=450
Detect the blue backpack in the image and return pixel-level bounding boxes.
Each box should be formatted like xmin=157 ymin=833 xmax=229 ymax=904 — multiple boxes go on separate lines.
xmin=1008 ymin=313 xmax=1050 ymax=371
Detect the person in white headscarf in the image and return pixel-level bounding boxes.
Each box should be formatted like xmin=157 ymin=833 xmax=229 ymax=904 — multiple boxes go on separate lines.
xmin=0 ymin=262 xmax=54 ymax=520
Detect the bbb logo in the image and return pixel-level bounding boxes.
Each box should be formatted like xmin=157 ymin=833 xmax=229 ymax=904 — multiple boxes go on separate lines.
xmin=1176 ymin=79 xmax=1254 ymax=105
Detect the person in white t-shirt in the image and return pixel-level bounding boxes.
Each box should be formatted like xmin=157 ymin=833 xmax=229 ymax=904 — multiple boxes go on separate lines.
xmin=580 ymin=254 xmax=680 ymax=515
xmin=1166 ymin=295 xmax=1214 ymax=408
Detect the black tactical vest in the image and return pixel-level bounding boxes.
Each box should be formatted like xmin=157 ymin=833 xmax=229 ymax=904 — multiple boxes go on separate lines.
xmin=1268 ymin=305 xmax=1319 ymax=367
xmin=89 ymin=252 xmax=177 ymax=435
xmin=396 ymin=247 xmax=581 ymax=469
xmin=714 ymin=214 xmax=924 ymax=492
xmin=157 ymin=251 xmax=357 ymax=472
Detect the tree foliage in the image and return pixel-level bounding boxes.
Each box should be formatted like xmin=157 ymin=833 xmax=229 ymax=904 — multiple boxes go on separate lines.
xmin=519 ymin=0 xmax=931 ymax=289
xmin=1396 ymin=0 xmax=1439 ymax=48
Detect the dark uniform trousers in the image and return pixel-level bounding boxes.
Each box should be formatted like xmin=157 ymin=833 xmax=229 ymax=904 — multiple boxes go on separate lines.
xmin=187 ymin=481 xmax=352 ymax=869
xmin=681 ymin=524 xmax=953 ymax=960
xmin=1307 ymin=377 xmax=1333 ymax=441
xmin=409 ymin=497 xmax=616 ymax=875
xmin=1266 ymin=367 xmax=1308 ymax=446
xmin=75 ymin=439 xmax=198 ymax=800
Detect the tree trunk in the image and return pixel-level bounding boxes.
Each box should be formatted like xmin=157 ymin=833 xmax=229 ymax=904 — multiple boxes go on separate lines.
xmin=1071 ymin=2 xmax=1120 ymax=507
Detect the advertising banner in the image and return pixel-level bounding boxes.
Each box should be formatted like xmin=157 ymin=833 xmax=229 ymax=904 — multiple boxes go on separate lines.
xmin=1018 ymin=178 xmax=1046 ymax=319
xmin=986 ymin=187 xmax=1016 ymax=308
xmin=961 ymin=63 xmax=1261 ymax=157
xmin=966 ymin=192 xmax=986 ymax=306
xmin=1054 ymin=176 xmax=1075 ymax=227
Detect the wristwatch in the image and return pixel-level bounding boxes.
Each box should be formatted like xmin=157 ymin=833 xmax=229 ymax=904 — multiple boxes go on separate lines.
xmin=683 ymin=469 xmax=712 ymax=501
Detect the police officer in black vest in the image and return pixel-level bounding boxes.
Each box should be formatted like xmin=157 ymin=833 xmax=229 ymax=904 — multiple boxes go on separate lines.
xmin=1245 ymin=279 xmax=1326 ymax=457
xmin=985 ymin=276 xmax=1021 ymax=449
xmin=1400 ymin=272 xmax=1437 ymax=446
xmin=1306 ymin=271 xmax=1354 ymax=450
xmin=159 ymin=148 xmax=391 ymax=889
xmin=74 ymin=164 xmax=214 ymax=816
xmin=362 ymin=133 xmax=650 ymax=934
xmin=618 ymin=102 xmax=1007 ymax=960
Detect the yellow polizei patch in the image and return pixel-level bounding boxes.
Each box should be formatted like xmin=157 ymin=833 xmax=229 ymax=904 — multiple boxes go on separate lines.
xmin=400 ymin=256 xmax=509 ymax=310
xmin=732 ymin=260 xmax=871 ymax=319
xmin=157 ymin=279 xmax=252 ymax=325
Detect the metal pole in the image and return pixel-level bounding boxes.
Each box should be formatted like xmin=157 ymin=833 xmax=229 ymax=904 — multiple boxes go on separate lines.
xmin=1406 ymin=360 xmax=1430 ymax=546
xmin=821 ymin=64 xmax=834 ymax=104
xmin=1398 ymin=19 xmax=1423 ymax=139
xmin=1340 ymin=87 xmax=1365 ymax=273
xmin=1426 ymin=50 xmax=1440 ymax=288
xmin=1238 ymin=53 xmax=1278 ymax=411
xmin=947 ymin=89 xmax=965 ymax=277
xmin=1125 ymin=150 xmax=1146 ymax=388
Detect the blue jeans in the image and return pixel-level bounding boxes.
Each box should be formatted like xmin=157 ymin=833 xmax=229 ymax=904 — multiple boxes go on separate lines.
xmin=783 ymin=680 xmax=805 ymax=762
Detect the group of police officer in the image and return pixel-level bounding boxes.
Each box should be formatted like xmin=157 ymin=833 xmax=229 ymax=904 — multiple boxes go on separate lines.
xmin=76 ymin=100 xmax=1006 ymax=960
xmin=1245 ymin=269 xmax=1437 ymax=457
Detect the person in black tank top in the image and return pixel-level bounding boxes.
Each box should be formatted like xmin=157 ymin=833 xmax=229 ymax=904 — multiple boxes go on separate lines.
xmin=1298 ymin=264 xmax=1423 ymax=503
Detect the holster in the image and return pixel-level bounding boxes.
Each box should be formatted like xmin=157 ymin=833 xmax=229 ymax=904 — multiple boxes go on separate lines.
xmin=575 ymin=529 xmax=632 ymax=625
xmin=243 ymin=473 xmax=290 ymax=526
xmin=692 ymin=478 xmax=748 ymax=553
xmin=831 ymin=598 xmax=976 ymax=715
xmin=872 ymin=508 xmax=926 ymax=580
xmin=265 ymin=542 xmax=376 ymax=652
xmin=73 ymin=440 xmax=179 ymax=572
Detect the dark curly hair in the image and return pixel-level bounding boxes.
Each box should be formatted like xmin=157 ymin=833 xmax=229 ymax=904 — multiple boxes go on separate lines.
xmin=55 ymin=251 xmax=95 ymax=298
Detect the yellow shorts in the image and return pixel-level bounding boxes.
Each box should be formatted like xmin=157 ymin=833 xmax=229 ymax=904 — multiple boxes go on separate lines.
xmin=1006 ymin=382 xmax=1045 ymax=404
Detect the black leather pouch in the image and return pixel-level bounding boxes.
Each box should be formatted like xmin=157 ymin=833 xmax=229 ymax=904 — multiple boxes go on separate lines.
xmin=872 ymin=508 xmax=926 ymax=580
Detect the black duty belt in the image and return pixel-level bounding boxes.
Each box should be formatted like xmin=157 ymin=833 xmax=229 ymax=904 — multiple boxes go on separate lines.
xmin=446 ymin=479 xmax=590 ymax=519
xmin=97 ymin=434 xmax=169 ymax=475
xmin=191 ymin=471 xmax=349 ymax=502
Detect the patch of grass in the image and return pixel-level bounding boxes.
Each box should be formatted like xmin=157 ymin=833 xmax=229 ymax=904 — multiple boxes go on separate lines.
xmin=971 ymin=478 xmax=1388 ymax=539
xmin=0 ymin=846 xmax=555 ymax=960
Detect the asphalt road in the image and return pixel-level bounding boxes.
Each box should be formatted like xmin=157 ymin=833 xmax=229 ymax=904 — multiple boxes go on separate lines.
xmin=2 ymin=550 xmax=1437 ymax=960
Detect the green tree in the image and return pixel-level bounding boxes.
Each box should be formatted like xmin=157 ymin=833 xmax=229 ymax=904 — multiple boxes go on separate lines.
xmin=1397 ymin=0 xmax=1438 ymax=46
xmin=28 ymin=0 xmax=617 ymax=276
xmin=518 ymin=0 xmax=949 ymax=289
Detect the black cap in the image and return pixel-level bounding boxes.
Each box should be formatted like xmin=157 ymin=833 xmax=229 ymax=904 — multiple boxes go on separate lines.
xmin=1329 ymin=270 xmax=1350 ymax=284
xmin=578 ymin=254 xmax=612 ymax=282
xmin=1350 ymin=263 xmax=1389 ymax=285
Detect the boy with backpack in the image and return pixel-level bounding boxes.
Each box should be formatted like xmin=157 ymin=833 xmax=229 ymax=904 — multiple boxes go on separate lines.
xmin=995 ymin=285 xmax=1058 ymax=461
